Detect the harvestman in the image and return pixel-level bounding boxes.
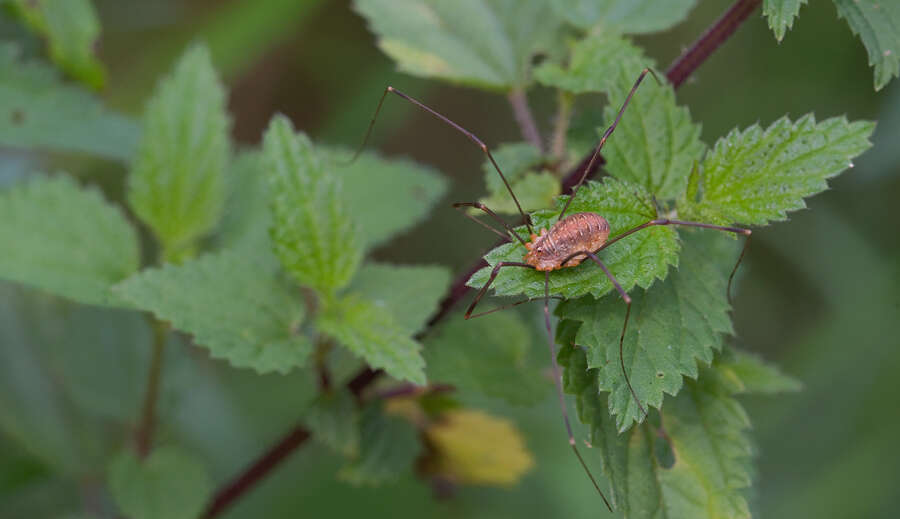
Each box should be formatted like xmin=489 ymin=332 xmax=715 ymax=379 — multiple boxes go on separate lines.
xmin=354 ymin=69 xmax=751 ymax=511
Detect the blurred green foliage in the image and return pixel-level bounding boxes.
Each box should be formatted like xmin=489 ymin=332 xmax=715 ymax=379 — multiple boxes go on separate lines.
xmin=0 ymin=0 xmax=898 ymax=518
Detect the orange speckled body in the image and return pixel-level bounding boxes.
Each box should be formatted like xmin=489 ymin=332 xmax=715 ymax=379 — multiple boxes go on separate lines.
xmin=524 ymin=212 xmax=610 ymax=271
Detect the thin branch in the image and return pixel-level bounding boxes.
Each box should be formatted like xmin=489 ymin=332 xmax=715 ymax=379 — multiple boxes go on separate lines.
xmin=202 ymin=1 xmax=763 ymax=512
xmin=550 ymin=91 xmax=574 ymax=162
xmin=202 ymin=426 xmax=311 ymax=518
xmin=135 ymin=319 xmax=167 ymax=458
xmin=507 ymin=88 xmax=544 ymax=153
xmin=666 ymin=0 xmax=763 ymax=88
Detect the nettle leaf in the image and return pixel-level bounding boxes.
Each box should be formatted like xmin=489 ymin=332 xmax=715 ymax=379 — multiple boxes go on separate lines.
xmin=353 ymin=0 xmax=563 ymax=89
xmin=424 ymin=409 xmax=534 ymax=486
xmin=558 ymin=231 xmax=737 ymax=430
xmin=0 ymin=175 xmax=139 ymax=307
xmin=603 ymin=68 xmax=705 ymax=200
xmin=318 ymin=295 xmax=426 ymax=385
xmin=468 ymin=177 xmax=679 ymax=301
xmin=305 ymin=389 xmax=361 ymax=457
xmin=264 ymin=116 xmax=361 ymax=295
xmin=128 ymin=44 xmax=231 ymax=261
xmin=534 ymin=31 xmax=651 ymax=96
xmin=833 ymin=0 xmax=900 ymax=91
xmin=347 ymin=263 xmax=451 ymax=334
xmin=107 ymin=447 xmax=211 ymax=519
xmin=548 ymin=0 xmax=698 ymax=34
xmin=9 ymin=0 xmax=106 ymax=88
xmin=475 ymin=142 xmax=559 ymax=215
xmin=683 ymin=114 xmax=875 ymax=226
xmin=538 ymin=34 xmax=705 ymax=199
xmin=715 ymin=348 xmax=802 ymax=395
xmin=425 ymin=311 xmax=549 ymax=406
xmin=321 ymin=148 xmax=447 ymax=250
xmin=559 ymin=344 xmax=754 ymax=518
xmin=339 ymin=404 xmax=422 ymax=485
xmin=114 ymin=251 xmax=312 ymax=374
xmin=763 ymin=0 xmax=807 ymax=42
xmin=0 ymin=44 xmax=138 ymax=161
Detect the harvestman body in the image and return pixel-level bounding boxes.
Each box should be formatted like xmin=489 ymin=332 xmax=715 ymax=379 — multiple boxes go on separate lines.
xmin=354 ymin=69 xmax=751 ymax=512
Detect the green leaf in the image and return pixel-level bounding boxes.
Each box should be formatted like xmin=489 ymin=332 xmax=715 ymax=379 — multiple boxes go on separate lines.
xmin=264 ymin=116 xmax=362 ymax=295
xmin=114 ymin=251 xmax=311 ymax=374
xmin=474 ymin=142 xmax=559 ymax=215
xmin=534 ymin=32 xmax=652 ymax=96
xmin=468 ymin=177 xmax=679 ymax=301
xmin=216 ymin=150 xmax=272 ymax=254
xmin=0 ymin=175 xmax=139 ymax=307
xmin=107 ymin=447 xmax=212 ymax=519
xmin=321 ymin=148 xmax=447 ymax=250
xmin=425 ymin=311 xmax=549 ymax=405
xmin=127 ymin=44 xmax=231 ymax=261
xmin=558 ymin=230 xmax=737 ymax=430
xmin=548 ymin=0 xmax=698 ymax=34
xmin=353 ymin=0 xmax=564 ymax=89
xmin=0 ymin=44 xmax=139 ymax=161
xmin=347 ymin=263 xmax=451 ymax=334
xmin=715 ymin=348 xmax=802 ymax=395
xmin=318 ymin=295 xmax=426 ymax=385
xmin=9 ymin=0 xmax=107 ymax=89
xmin=763 ymin=0 xmax=807 ymax=42
xmin=339 ymin=404 xmax=422 ymax=485
xmin=480 ymin=171 xmax=560 ymax=215
xmin=833 ymin=0 xmax=900 ymax=90
xmin=305 ymin=389 xmax=360 ymax=457
xmin=683 ymin=114 xmax=875 ymax=226
xmin=559 ymin=344 xmax=754 ymax=518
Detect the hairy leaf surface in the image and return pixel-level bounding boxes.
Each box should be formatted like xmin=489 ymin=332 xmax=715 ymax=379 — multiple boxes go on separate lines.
xmin=548 ymin=0 xmax=698 ymax=34
xmin=558 ymin=231 xmax=736 ymax=430
xmin=468 ymin=178 xmax=679 ymax=301
xmin=833 ymin=0 xmax=900 ymax=90
xmin=0 ymin=175 xmax=139 ymax=307
xmin=318 ymin=295 xmax=426 ymax=385
xmin=128 ymin=44 xmax=231 ymax=260
xmin=683 ymin=114 xmax=875 ymax=225
xmin=108 ymin=447 xmax=211 ymax=519
xmin=559 ymin=344 xmax=754 ymax=518
xmin=114 ymin=252 xmax=312 ymax=374
xmin=264 ymin=116 xmax=361 ymax=294
xmin=353 ymin=0 xmax=563 ymax=88
xmin=763 ymin=0 xmax=807 ymax=42
xmin=0 ymin=45 xmax=138 ymax=160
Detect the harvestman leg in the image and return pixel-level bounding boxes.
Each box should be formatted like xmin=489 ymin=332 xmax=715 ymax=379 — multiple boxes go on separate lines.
xmin=352 ymin=86 xmax=534 ymax=234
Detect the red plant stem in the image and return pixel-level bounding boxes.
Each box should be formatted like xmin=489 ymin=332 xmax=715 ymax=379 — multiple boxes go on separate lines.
xmin=508 ymin=88 xmax=545 ymax=153
xmin=135 ymin=319 xmax=167 ymax=458
xmin=201 ymin=426 xmax=311 ymax=518
xmin=203 ymin=1 xmax=762 ymax=515
xmin=666 ymin=0 xmax=763 ymax=88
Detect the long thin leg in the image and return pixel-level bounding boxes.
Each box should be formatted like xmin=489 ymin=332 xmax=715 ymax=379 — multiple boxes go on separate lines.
xmin=579 ymin=252 xmax=645 ymax=421
xmin=467 ymin=295 xmax=564 ymax=319
xmin=351 ymin=86 xmax=533 ymax=234
xmin=463 ymin=262 xmax=533 ymax=319
xmin=558 ymin=68 xmax=659 ymax=221
xmin=452 ymin=202 xmax=529 ymax=248
xmin=543 ymin=272 xmax=613 ymax=512
xmin=585 ymin=219 xmax=752 ymax=303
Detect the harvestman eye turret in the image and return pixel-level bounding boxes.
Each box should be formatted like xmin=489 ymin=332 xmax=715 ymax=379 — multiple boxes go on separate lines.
xmin=352 ymin=69 xmax=751 ymax=512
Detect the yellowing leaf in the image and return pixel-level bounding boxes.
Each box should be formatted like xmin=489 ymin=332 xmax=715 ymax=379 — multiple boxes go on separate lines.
xmin=425 ymin=409 xmax=534 ymax=486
